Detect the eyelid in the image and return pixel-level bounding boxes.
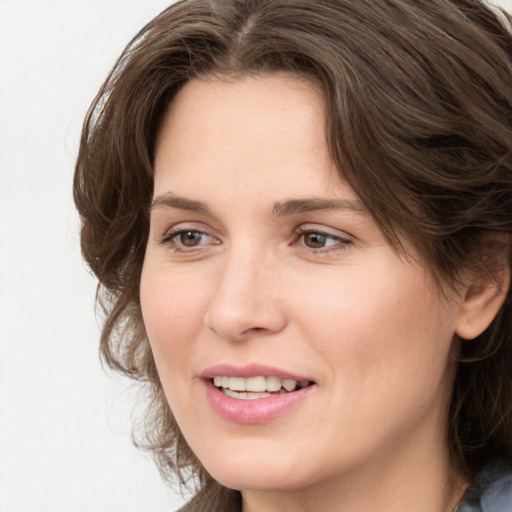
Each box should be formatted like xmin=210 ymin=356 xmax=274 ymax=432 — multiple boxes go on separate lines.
xmin=293 ymin=224 xmax=353 ymax=254
xmin=295 ymin=223 xmax=353 ymax=240
xmin=159 ymin=222 xmax=220 ymax=249
xmin=158 ymin=220 xmax=213 ymax=237
xmin=161 ymin=228 xmax=208 ymax=243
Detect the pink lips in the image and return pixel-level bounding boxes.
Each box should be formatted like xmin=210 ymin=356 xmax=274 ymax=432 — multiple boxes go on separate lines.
xmin=202 ymin=364 xmax=315 ymax=424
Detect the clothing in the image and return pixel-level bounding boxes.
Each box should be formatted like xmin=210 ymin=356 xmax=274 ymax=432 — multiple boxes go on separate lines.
xmin=455 ymin=458 xmax=512 ymax=512
xmin=177 ymin=458 xmax=512 ymax=512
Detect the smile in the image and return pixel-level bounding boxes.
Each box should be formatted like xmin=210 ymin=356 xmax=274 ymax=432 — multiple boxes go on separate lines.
xmin=203 ymin=367 xmax=316 ymax=423
xmin=212 ymin=375 xmax=311 ymax=400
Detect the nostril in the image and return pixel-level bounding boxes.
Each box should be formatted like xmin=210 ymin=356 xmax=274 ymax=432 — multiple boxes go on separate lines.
xmin=239 ymin=326 xmax=266 ymax=335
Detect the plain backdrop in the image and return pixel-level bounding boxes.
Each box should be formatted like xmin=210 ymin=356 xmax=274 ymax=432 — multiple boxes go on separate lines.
xmin=0 ymin=2 xmax=187 ymax=511
xmin=0 ymin=1 xmax=511 ymax=511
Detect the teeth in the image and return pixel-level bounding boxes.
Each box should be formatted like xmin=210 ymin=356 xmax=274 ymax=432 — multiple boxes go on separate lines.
xmin=246 ymin=376 xmax=267 ymax=392
xmin=229 ymin=377 xmax=245 ymax=391
xmin=282 ymin=379 xmax=297 ymax=392
xmin=266 ymin=376 xmax=282 ymax=392
xmin=223 ymin=389 xmax=272 ymax=400
xmin=213 ymin=375 xmax=309 ymax=393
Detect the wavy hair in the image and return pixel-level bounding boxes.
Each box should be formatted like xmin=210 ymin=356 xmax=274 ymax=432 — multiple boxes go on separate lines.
xmin=74 ymin=0 xmax=512 ymax=509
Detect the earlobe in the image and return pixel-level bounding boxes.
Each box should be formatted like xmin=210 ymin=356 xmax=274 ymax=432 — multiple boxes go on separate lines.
xmin=455 ymin=263 xmax=510 ymax=340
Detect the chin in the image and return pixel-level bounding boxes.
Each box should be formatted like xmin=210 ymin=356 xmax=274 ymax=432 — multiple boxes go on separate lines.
xmin=198 ymin=448 xmax=316 ymax=492
xmin=210 ymin=469 xmax=306 ymax=493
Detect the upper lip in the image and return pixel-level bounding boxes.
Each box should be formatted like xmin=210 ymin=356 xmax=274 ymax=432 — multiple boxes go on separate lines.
xmin=201 ymin=363 xmax=314 ymax=383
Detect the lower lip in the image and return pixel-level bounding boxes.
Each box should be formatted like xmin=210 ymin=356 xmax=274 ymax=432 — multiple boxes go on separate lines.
xmin=204 ymin=380 xmax=315 ymax=424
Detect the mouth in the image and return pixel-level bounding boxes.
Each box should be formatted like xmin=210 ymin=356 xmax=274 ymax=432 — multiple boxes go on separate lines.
xmin=202 ymin=364 xmax=316 ymax=423
xmin=212 ymin=375 xmax=313 ymax=400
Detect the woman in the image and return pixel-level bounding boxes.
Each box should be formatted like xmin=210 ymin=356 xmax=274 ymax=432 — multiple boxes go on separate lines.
xmin=74 ymin=1 xmax=512 ymax=510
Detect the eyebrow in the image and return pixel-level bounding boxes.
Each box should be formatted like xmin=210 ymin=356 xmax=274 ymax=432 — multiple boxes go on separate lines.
xmin=151 ymin=194 xmax=210 ymax=215
xmin=150 ymin=193 xmax=366 ymax=217
xmin=272 ymin=198 xmax=366 ymax=216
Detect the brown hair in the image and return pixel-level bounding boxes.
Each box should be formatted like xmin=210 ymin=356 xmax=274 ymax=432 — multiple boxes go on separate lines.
xmin=74 ymin=0 xmax=512 ymax=508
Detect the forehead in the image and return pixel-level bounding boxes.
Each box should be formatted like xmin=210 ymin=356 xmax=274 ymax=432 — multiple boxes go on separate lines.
xmin=153 ymin=74 xmax=345 ymax=196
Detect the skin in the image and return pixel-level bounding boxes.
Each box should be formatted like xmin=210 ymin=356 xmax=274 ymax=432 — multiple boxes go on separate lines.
xmin=140 ymin=74 xmax=477 ymax=512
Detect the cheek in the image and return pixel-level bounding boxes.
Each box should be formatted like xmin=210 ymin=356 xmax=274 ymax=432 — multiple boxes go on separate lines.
xmin=140 ymin=263 xmax=210 ymax=369
xmin=295 ymin=262 xmax=457 ymax=398
xmin=139 ymin=263 xmax=215 ymax=432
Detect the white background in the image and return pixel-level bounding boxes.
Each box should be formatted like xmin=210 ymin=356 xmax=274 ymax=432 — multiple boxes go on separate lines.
xmin=0 ymin=2 xmax=186 ymax=511
xmin=0 ymin=1 xmax=511 ymax=511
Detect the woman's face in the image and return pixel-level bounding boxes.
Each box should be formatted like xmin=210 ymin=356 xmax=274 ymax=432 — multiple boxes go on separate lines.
xmin=141 ymin=75 xmax=465 ymax=495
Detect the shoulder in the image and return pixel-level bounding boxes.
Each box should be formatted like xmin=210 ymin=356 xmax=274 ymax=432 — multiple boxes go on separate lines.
xmin=455 ymin=458 xmax=512 ymax=512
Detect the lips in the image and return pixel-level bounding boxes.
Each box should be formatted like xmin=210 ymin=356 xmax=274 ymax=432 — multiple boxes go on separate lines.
xmin=202 ymin=364 xmax=316 ymax=423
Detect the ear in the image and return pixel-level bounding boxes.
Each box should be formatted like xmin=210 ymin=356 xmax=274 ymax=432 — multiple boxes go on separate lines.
xmin=455 ymin=252 xmax=510 ymax=341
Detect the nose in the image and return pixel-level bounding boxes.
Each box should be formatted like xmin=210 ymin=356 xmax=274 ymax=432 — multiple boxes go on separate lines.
xmin=203 ymin=248 xmax=288 ymax=342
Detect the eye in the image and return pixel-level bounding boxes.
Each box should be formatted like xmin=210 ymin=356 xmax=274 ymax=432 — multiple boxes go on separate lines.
xmin=296 ymin=228 xmax=351 ymax=253
xmin=176 ymin=230 xmax=209 ymax=247
xmin=301 ymin=232 xmax=334 ymax=249
xmin=162 ymin=228 xmax=216 ymax=250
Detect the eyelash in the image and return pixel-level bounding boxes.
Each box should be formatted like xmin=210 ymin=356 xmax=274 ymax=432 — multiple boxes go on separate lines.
xmin=160 ymin=227 xmax=351 ymax=254
xmin=160 ymin=228 xmax=215 ymax=252
xmin=294 ymin=228 xmax=351 ymax=254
